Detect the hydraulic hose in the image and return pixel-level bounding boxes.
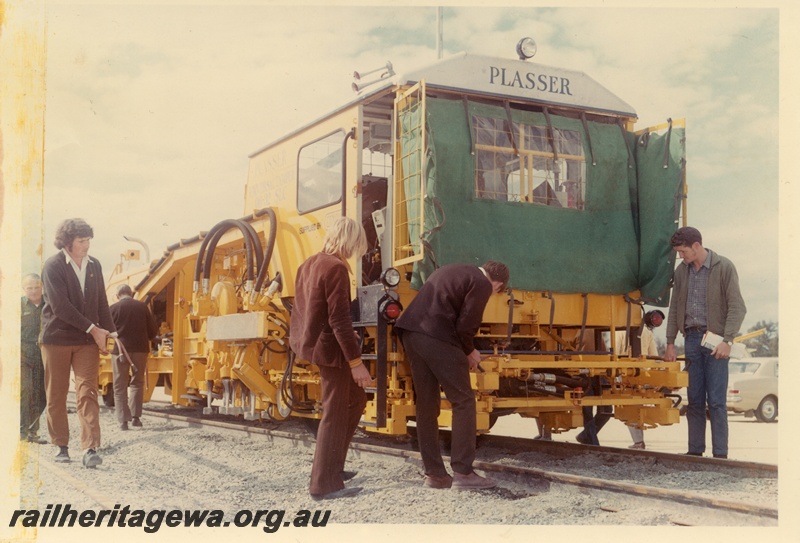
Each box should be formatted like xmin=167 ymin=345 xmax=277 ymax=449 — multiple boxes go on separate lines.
xmin=194 ymin=228 xmax=218 ymax=289
xmin=240 ymin=220 xmax=264 ymax=276
xmin=253 ymin=208 xmax=278 ymax=293
xmin=201 ymin=219 xmax=257 ymax=292
xmin=195 ymin=221 xmax=237 ymax=284
xmin=526 ymin=372 xmax=586 ymax=388
xmin=194 ymin=219 xmax=256 ymax=291
xmin=281 ymin=351 xmax=315 ymax=413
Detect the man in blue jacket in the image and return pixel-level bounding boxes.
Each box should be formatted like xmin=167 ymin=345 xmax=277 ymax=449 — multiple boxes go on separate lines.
xmin=40 ymin=218 xmax=115 ymax=468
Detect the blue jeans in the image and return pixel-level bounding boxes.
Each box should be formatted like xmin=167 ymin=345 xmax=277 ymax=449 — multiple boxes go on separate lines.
xmin=684 ymin=330 xmax=729 ymax=456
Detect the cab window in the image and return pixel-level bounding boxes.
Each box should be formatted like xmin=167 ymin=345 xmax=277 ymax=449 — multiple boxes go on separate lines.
xmin=473 ymin=115 xmax=585 ymax=210
xmin=297 ymin=130 xmax=345 ymax=213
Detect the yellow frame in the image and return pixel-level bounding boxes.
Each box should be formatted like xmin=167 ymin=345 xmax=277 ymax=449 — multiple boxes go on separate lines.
xmin=392 ymin=81 xmax=426 ymax=266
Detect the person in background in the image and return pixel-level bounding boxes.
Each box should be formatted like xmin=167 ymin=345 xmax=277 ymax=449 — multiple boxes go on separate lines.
xmin=620 ymin=326 xmax=659 ymax=450
xmin=534 ymin=419 xmax=552 ymax=441
xmin=665 ymin=226 xmax=746 ymax=459
xmin=20 ymin=273 xmax=48 ymax=444
xmin=110 ymin=284 xmax=158 ymax=430
xmin=395 ymin=260 xmax=509 ymax=490
xmin=40 ymin=218 xmax=115 ymax=468
xmin=575 ymin=325 xmax=659 ymax=449
xmin=290 ymin=217 xmax=372 ymax=501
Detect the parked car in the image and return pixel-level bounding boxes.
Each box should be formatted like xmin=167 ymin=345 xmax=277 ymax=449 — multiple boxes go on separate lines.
xmin=675 ymin=357 xmax=778 ymax=422
xmin=727 ymin=357 xmax=778 ymax=422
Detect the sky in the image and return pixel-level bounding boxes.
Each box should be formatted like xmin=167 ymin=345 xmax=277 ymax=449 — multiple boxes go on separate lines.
xmin=19 ymin=2 xmax=786 ymax=343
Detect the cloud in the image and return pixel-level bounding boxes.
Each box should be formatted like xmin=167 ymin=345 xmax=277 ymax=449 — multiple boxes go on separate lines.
xmin=36 ymin=4 xmax=781 ymax=332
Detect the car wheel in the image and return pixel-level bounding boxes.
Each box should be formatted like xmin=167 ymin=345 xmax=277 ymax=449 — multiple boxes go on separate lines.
xmin=755 ymin=395 xmax=778 ymax=423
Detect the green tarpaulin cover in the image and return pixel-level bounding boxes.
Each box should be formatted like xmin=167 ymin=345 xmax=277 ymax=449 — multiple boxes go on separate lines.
xmin=407 ymin=98 xmax=684 ymax=307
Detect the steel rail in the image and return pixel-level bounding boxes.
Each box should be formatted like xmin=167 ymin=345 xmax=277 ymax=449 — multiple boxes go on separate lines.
xmin=139 ymin=400 xmax=777 ymax=478
xmin=477 ymin=432 xmax=777 ymax=477
xmin=141 ymin=407 xmax=777 ymax=520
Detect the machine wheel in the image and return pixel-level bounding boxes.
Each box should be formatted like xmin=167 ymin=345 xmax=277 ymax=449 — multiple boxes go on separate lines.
xmin=755 ymin=396 xmax=778 ymax=422
xmin=265 ymin=402 xmax=289 ymax=422
xmin=102 ymin=389 xmax=115 ymax=408
xmin=264 ymin=383 xmax=293 ymax=421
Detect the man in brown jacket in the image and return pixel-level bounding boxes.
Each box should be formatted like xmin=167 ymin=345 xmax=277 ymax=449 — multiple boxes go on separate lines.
xmin=396 ymin=261 xmax=509 ymax=490
xmin=290 ymin=218 xmax=371 ymax=500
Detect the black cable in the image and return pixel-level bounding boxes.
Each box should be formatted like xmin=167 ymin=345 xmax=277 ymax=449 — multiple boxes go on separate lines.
xmin=254 ymin=208 xmax=278 ymax=293
xmin=202 ymin=220 xmax=256 ymax=286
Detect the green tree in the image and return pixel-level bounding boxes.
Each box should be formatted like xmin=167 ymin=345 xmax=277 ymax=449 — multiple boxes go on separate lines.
xmin=743 ymin=320 xmax=779 ymax=357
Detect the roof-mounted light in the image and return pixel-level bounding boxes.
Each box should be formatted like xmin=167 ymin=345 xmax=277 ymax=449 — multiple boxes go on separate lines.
xmin=516 ymin=37 xmax=537 ymax=61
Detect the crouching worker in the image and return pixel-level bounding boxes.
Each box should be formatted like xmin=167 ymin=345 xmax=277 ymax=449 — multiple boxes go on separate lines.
xmin=395 ymin=261 xmax=509 ymax=490
xmin=289 ymin=217 xmax=372 ymax=501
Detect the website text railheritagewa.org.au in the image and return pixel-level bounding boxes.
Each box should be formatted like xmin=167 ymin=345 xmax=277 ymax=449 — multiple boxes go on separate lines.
xmin=8 ymin=504 xmax=332 ymax=533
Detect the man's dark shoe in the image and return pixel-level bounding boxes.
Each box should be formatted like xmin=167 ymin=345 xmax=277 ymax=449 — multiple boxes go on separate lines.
xmin=575 ymin=432 xmax=591 ymax=445
xmin=341 ymin=470 xmax=357 ymax=481
xmin=120 ymin=421 xmax=129 ymax=431
xmin=131 ymin=418 xmax=142 ymax=427
xmin=54 ymin=446 xmax=70 ymax=463
xmin=423 ymin=474 xmax=453 ymax=489
xmin=685 ymin=452 xmax=703 ymax=456
xmin=310 ymin=487 xmax=362 ymax=501
xmin=713 ymin=454 xmax=728 ymax=459
xmin=27 ymin=434 xmax=48 ymax=444
xmin=82 ymin=449 xmax=103 ymax=469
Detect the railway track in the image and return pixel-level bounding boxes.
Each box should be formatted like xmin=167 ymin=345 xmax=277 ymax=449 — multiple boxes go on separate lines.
xmin=138 ymin=403 xmax=777 ymax=522
xmin=31 ymin=399 xmax=775 ymax=526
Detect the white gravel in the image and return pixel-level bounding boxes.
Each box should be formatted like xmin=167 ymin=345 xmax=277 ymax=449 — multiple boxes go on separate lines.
xmin=12 ymin=402 xmax=779 ymax=541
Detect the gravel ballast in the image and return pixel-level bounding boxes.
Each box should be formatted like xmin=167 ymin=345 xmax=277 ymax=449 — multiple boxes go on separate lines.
xmin=13 ymin=404 xmax=779 ymax=534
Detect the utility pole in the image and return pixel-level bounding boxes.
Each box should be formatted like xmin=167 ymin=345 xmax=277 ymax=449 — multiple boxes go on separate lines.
xmin=436 ymin=7 xmax=443 ymax=59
